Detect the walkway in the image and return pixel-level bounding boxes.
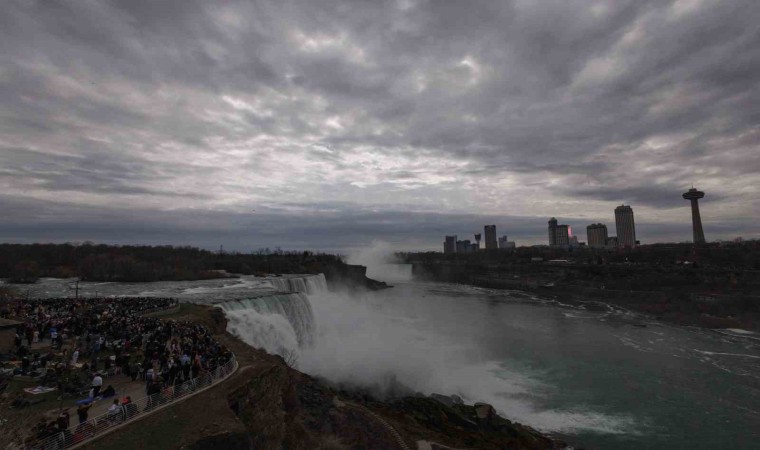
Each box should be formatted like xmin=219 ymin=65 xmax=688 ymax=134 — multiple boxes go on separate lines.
xmin=25 ymin=356 xmax=238 ymax=450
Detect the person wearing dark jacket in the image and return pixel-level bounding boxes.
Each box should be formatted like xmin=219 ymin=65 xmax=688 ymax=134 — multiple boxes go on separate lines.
xmin=76 ymin=402 xmax=92 ymax=424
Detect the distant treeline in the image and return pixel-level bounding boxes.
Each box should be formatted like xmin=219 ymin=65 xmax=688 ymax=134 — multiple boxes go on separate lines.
xmin=0 ymin=243 xmax=343 ymax=283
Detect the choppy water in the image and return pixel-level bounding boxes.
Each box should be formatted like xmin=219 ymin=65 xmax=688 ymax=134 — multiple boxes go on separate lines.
xmin=13 ymin=273 xmax=760 ymax=449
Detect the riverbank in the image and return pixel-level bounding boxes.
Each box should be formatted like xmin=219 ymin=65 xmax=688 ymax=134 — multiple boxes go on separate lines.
xmin=475 ymin=276 xmax=759 ymax=331
xmin=411 ymin=262 xmax=760 ymax=332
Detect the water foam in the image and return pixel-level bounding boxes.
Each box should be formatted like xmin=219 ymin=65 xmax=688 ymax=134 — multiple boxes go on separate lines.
xmin=265 ymin=273 xmax=328 ymax=294
xmin=295 ymin=288 xmax=639 ymax=435
xmin=226 ymin=307 xmax=300 ymax=359
xmin=220 ymin=274 xmax=327 ymax=351
xmin=221 ymin=293 xmax=315 ymax=346
xmin=221 ymin=271 xmax=638 ymax=436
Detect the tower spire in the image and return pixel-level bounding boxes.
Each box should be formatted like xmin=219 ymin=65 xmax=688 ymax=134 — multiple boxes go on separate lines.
xmin=683 ymin=187 xmax=706 ymax=244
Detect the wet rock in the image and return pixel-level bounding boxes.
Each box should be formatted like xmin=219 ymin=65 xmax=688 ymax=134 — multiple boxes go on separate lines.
xmin=474 ymin=402 xmax=496 ymax=422
xmin=429 ymin=393 xmax=463 ymax=407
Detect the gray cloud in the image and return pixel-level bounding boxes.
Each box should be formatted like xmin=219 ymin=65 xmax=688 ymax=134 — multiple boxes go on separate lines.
xmin=1 ymin=0 xmax=758 ymax=250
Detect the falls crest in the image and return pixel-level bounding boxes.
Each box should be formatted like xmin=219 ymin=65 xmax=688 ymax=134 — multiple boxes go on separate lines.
xmin=265 ymin=273 xmax=328 ymax=294
xmin=219 ymin=274 xmax=327 ymax=360
xmin=220 ymin=293 xmax=314 ymax=345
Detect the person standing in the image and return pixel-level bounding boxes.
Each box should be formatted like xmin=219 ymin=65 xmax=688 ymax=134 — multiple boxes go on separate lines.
xmin=91 ymin=373 xmax=103 ymax=398
xmin=76 ymin=402 xmax=92 ymax=424
xmin=181 ymin=353 xmax=191 ymax=381
xmin=191 ymin=354 xmax=201 ymax=380
xmin=71 ymin=348 xmax=80 ymax=366
xmin=56 ymin=410 xmax=70 ymax=430
xmin=122 ymin=396 xmax=137 ymax=419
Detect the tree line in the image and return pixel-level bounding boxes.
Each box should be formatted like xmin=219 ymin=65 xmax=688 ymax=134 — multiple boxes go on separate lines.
xmin=0 ymin=243 xmax=344 ymax=283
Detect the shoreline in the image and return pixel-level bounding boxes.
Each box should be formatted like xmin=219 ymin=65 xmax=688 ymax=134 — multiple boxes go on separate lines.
xmin=409 ymin=266 xmax=760 ymax=333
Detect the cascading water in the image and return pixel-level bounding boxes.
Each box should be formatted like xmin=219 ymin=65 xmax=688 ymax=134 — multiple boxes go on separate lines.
xmin=219 ymin=274 xmax=328 ymax=364
xmin=265 ymin=273 xmax=328 ymax=294
xmin=220 ymin=293 xmax=315 ymax=345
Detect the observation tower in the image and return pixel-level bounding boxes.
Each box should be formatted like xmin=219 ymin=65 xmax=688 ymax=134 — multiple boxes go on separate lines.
xmin=682 ymin=187 xmax=706 ymax=244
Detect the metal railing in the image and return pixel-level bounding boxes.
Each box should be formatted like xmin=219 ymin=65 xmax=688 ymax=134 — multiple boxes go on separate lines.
xmin=25 ymin=355 xmax=238 ymax=450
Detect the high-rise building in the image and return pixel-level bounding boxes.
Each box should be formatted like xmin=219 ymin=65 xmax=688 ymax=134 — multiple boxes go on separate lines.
xmin=615 ymin=205 xmax=636 ymax=248
xmin=456 ymin=239 xmax=468 ymax=253
xmin=548 ymin=218 xmax=571 ymax=246
xmin=474 ymin=233 xmax=481 ymax=250
xmin=548 ymin=218 xmax=558 ymax=246
xmin=444 ymin=235 xmax=457 ymax=254
xmin=683 ymin=187 xmax=706 ymax=244
xmin=484 ymin=225 xmax=497 ymax=250
xmin=555 ymin=225 xmax=570 ymax=246
xmin=586 ymin=223 xmax=608 ymax=248
xmin=498 ymin=235 xmax=516 ymax=249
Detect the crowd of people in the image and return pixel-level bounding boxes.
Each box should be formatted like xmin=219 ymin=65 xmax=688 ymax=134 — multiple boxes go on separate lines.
xmin=7 ymin=297 xmax=177 ymax=380
xmin=1 ymin=295 xmax=234 ymax=447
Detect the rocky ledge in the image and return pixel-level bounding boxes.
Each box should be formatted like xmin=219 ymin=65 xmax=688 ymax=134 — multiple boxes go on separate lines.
xmin=322 ymin=262 xmax=391 ymax=291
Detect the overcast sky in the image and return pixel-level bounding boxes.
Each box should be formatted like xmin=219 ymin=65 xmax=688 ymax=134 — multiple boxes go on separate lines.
xmin=1 ymin=0 xmax=758 ymax=252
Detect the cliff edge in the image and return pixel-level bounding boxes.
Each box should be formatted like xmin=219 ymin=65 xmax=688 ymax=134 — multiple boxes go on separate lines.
xmin=322 ymin=263 xmax=391 ymax=291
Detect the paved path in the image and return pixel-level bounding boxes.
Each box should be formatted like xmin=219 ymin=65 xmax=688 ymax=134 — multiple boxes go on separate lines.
xmin=333 ymin=397 xmax=412 ymax=450
xmin=81 ymin=377 xmax=146 ymax=418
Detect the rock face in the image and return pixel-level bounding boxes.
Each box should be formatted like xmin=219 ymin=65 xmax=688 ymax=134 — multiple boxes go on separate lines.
xmin=385 ymin=397 xmax=561 ymax=450
xmin=474 ymin=402 xmax=497 ymax=422
xmin=223 ymin=361 xmax=563 ymax=450
xmin=429 ymin=393 xmax=464 ymax=408
xmin=225 ymin=363 xmax=402 ymax=449
xmin=322 ymin=262 xmax=390 ymax=291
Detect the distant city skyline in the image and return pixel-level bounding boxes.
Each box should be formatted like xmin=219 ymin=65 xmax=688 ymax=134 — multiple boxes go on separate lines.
xmin=1 ymin=1 xmax=758 ymax=253
xmin=437 ymin=192 xmax=727 ymax=253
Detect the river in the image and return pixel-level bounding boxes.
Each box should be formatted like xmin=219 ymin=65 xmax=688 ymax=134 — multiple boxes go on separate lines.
xmin=20 ymin=272 xmax=760 ymax=449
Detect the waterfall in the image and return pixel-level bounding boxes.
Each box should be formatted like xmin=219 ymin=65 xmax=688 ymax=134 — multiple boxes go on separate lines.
xmin=265 ymin=273 xmax=328 ymax=294
xmin=218 ymin=274 xmax=328 ymax=363
xmin=220 ymin=293 xmax=314 ymax=346
xmin=224 ymin=306 xmax=300 ymax=360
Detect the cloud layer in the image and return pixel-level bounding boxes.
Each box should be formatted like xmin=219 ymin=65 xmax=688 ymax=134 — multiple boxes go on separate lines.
xmin=2 ymin=0 xmax=759 ymax=251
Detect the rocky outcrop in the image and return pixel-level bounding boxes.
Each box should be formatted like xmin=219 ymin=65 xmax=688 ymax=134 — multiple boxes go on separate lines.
xmin=429 ymin=393 xmax=464 ymax=408
xmin=223 ymin=360 xmax=565 ymax=450
xmin=322 ymin=262 xmax=390 ymax=291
